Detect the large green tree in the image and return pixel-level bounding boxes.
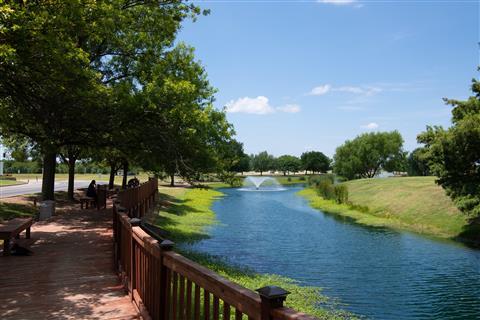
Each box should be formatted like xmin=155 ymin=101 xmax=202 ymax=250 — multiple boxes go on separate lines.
xmin=407 ymin=148 xmax=430 ymax=176
xmin=300 ymin=151 xmax=330 ymax=174
xmin=418 ymin=79 xmax=480 ymax=217
xmin=277 ymin=155 xmax=301 ymax=176
xmin=0 ymin=1 xmax=205 ymax=199
xmin=333 ymin=131 xmax=405 ymax=180
xmin=251 ymin=151 xmax=275 ymax=176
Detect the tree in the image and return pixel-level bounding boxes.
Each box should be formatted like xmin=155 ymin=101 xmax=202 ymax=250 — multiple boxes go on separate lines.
xmin=418 ymin=78 xmax=480 ymax=217
xmin=231 ymin=153 xmax=251 ymax=174
xmin=407 ymin=148 xmax=430 ymax=176
xmin=0 ymin=2 xmax=112 ymax=199
xmin=0 ymin=1 xmax=205 ymax=199
xmin=277 ymin=155 xmax=301 ymax=175
xmin=300 ymin=151 xmax=330 ymax=174
xmin=251 ymin=151 xmax=275 ymax=176
xmin=333 ymin=131 xmax=405 ymax=180
xmin=60 ymin=146 xmax=80 ymax=200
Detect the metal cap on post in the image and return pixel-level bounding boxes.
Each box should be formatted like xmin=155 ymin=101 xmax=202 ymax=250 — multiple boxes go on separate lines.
xmin=130 ymin=218 xmax=141 ymax=227
xmin=159 ymin=239 xmax=174 ymax=251
xmin=256 ymin=286 xmax=290 ymax=320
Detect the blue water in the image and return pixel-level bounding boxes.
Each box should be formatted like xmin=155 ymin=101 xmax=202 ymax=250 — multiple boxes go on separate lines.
xmin=186 ymin=186 xmax=480 ymax=320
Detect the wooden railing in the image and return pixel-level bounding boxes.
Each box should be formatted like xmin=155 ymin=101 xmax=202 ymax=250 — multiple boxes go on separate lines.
xmin=113 ymin=178 xmax=316 ymax=320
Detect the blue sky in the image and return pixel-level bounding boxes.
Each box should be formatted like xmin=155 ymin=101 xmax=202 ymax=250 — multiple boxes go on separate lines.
xmin=178 ymin=0 xmax=479 ymax=157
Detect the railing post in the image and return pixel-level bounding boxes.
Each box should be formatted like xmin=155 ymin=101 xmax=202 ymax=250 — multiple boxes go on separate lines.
xmin=256 ymin=286 xmax=290 ymax=320
xmin=159 ymin=240 xmax=175 ymax=320
xmin=130 ymin=218 xmax=141 ymax=298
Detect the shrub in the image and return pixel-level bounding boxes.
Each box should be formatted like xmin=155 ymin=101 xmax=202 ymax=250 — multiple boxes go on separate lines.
xmin=299 ymin=176 xmax=306 ymax=181
xmin=0 ymin=175 xmax=17 ymax=181
xmin=308 ymin=174 xmax=334 ymax=187
xmin=334 ymin=184 xmax=349 ymax=204
xmin=316 ymin=180 xmax=335 ymax=200
xmin=287 ymin=177 xmax=292 ymax=182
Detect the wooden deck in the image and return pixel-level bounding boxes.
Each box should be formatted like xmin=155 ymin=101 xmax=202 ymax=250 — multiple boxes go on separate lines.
xmin=0 ymin=201 xmax=139 ymax=319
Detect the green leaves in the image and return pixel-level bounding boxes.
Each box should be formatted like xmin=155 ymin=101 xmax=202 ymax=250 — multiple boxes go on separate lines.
xmin=333 ymin=131 xmax=405 ymax=180
xmin=300 ymin=151 xmax=330 ymax=174
xmin=277 ymin=155 xmax=302 ymax=175
xmin=418 ymin=80 xmax=480 ymax=217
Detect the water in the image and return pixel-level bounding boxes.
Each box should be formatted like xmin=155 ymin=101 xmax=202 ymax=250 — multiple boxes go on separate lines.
xmin=186 ymin=186 xmax=480 ymax=320
xmin=241 ymin=176 xmax=286 ymax=191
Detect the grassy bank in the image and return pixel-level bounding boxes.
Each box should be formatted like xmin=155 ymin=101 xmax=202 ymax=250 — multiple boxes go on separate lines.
xmin=12 ymin=173 xmax=153 ymax=184
xmin=298 ymin=177 xmax=479 ymax=242
xmin=154 ymin=186 xmax=354 ymax=320
xmin=0 ymin=180 xmax=24 ymax=187
xmin=0 ymin=202 xmax=37 ymax=222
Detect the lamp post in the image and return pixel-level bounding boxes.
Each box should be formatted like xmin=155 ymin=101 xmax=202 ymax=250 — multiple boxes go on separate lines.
xmin=0 ymin=143 xmax=4 ymax=176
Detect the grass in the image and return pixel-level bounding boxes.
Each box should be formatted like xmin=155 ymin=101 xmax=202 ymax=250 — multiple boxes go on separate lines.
xmin=274 ymin=175 xmax=308 ymax=185
xmin=0 ymin=180 xmax=24 ymax=187
xmin=11 ymin=173 xmax=153 ymax=183
xmin=154 ymin=185 xmax=355 ymax=320
xmin=154 ymin=186 xmax=223 ymax=243
xmin=0 ymin=202 xmax=37 ymax=222
xmin=298 ymin=176 xmax=479 ymax=243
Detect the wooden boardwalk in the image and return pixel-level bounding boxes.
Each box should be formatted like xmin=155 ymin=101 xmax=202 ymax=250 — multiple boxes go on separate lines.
xmin=0 ymin=201 xmax=139 ymax=319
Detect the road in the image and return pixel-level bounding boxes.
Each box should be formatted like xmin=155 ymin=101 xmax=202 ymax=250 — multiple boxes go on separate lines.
xmin=0 ymin=180 xmax=100 ymax=198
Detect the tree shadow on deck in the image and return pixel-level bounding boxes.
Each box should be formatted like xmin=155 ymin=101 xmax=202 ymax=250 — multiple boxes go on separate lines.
xmin=0 ymin=206 xmax=138 ymax=320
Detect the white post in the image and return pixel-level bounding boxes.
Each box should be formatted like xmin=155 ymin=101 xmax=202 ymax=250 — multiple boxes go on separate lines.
xmin=0 ymin=143 xmax=4 ymax=176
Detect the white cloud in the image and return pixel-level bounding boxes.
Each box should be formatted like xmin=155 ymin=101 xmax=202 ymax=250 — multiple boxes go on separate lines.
xmin=225 ymin=96 xmax=275 ymax=115
xmin=309 ymin=84 xmax=331 ymax=96
xmin=309 ymin=84 xmax=382 ymax=97
xmin=225 ymin=97 xmax=300 ymax=115
xmin=277 ymin=104 xmax=301 ymax=113
xmin=318 ymin=0 xmax=358 ymax=5
xmin=361 ymin=122 xmax=379 ymax=130
xmin=338 ymin=106 xmax=364 ymax=111
xmin=334 ymin=86 xmax=382 ymax=96
xmin=317 ymin=0 xmax=362 ymax=7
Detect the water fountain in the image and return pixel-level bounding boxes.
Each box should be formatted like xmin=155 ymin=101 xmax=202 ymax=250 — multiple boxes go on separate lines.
xmin=239 ymin=176 xmax=286 ymax=191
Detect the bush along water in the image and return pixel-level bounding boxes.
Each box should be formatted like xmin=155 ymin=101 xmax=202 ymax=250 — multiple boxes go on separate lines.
xmin=308 ymin=174 xmax=349 ymax=204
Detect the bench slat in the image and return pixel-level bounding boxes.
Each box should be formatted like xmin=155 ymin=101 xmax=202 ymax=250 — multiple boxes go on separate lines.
xmin=0 ymin=218 xmax=33 ymax=239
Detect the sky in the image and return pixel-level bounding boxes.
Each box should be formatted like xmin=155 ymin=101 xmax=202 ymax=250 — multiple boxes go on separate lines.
xmin=177 ymin=0 xmax=479 ymax=157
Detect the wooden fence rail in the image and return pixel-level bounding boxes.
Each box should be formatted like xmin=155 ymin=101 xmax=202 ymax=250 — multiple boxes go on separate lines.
xmin=113 ymin=178 xmax=316 ymax=320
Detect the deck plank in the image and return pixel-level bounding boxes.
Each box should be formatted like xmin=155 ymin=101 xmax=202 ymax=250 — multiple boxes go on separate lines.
xmin=0 ymin=202 xmax=139 ymax=319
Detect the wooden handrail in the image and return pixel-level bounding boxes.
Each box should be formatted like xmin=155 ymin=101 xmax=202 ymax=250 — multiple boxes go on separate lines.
xmin=113 ymin=178 xmax=317 ymax=320
xmin=162 ymin=250 xmax=262 ymax=319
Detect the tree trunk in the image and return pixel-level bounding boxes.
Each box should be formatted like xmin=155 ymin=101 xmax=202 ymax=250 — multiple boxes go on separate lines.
xmin=67 ymin=158 xmax=76 ymax=200
xmin=42 ymin=151 xmax=57 ymax=201
xmin=260 ymin=171 xmax=263 ymax=176
xmin=109 ymin=163 xmax=116 ymax=189
xmin=170 ymin=174 xmax=174 ymax=187
xmin=122 ymin=161 xmax=128 ymax=189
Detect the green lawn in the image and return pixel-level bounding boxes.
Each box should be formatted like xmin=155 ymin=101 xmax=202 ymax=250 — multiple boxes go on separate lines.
xmin=12 ymin=173 xmax=154 ymax=184
xmin=298 ymin=176 xmax=479 ymax=242
xmin=154 ymin=186 xmax=354 ymax=320
xmin=275 ymin=175 xmax=308 ymax=185
xmin=0 ymin=202 xmax=37 ymax=222
xmin=0 ymin=180 xmax=24 ymax=187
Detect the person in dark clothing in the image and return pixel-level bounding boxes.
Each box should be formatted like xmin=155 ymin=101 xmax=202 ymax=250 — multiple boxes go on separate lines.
xmin=87 ymin=180 xmax=97 ymax=200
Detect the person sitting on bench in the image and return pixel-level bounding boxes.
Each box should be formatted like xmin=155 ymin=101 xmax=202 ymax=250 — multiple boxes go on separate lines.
xmin=87 ymin=180 xmax=98 ymax=203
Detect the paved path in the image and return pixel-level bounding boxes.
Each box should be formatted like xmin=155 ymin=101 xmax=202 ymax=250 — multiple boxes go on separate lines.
xmin=0 ymin=201 xmax=139 ymax=319
xmin=0 ymin=180 xmax=104 ymax=198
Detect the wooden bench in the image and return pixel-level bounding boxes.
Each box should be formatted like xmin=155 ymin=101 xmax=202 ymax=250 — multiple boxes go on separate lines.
xmin=0 ymin=218 xmax=33 ymax=256
xmin=80 ymin=197 xmax=96 ymax=209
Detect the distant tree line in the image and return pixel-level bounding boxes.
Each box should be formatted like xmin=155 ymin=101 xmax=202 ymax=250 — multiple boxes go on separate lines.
xmin=226 ymin=150 xmax=331 ymax=176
